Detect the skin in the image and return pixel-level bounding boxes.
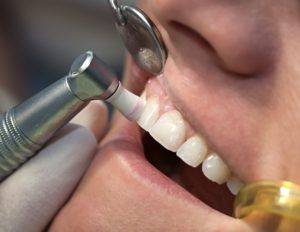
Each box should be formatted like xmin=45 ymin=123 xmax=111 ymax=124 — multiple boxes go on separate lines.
xmin=51 ymin=0 xmax=300 ymax=231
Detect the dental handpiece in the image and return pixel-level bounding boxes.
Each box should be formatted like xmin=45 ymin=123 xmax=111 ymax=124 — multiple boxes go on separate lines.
xmin=0 ymin=51 xmax=144 ymax=181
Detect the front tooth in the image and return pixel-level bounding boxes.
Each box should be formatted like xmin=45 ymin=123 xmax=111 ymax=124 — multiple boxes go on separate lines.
xmin=202 ymin=153 xmax=231 ymax=184
xmin=149 ymin=110 xmax=186 ymax=152
xmin=176 ymin=135 xmax=208 ymax=167
xmin=226 ymin=176 xmax=244 ymax=195
xmin=137 ymin=97 xmax=160 ymax=131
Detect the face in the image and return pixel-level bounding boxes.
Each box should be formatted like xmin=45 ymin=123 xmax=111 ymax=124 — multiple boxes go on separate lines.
xmin=51 ymin=0 xmax=300 ymax=231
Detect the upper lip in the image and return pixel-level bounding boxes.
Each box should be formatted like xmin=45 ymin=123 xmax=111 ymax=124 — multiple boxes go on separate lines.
xmin=151 ymin=19 xmax=249 ymax=185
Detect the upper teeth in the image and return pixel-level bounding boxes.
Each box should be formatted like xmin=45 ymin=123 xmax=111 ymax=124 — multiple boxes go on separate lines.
xmin=202 ymin=153 xmax=231 ymax=185
xmin=226 ymin=176 xmax=244 ymax=195
xmin=149 ymin=110 xmax=186 ymax=152
xmin=137 ymin=94 xmax=243 ymax=195
xmin=137 ymin=97 xmax=160 ymax=131
xmin=176 ymin=135 xmax=207 ymax=168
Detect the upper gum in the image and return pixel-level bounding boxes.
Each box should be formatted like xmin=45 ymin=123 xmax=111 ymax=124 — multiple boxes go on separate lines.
xmin=145 ymin=76 xmax=174 ymax=114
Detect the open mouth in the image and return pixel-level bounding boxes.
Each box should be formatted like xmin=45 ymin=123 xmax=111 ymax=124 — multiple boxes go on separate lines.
xmin=121 ymin=61 xmax=245 ymax=218
xmin=143 ymin=132 xmax=236 ymax=216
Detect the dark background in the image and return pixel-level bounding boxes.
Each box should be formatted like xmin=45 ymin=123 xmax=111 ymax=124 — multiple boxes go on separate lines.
xmin=0 ymin=0 xmax=137 ymax=111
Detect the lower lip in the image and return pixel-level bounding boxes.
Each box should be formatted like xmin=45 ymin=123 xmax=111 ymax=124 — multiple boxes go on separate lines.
xmin=117 ymin=122 xmax=202 ymax=205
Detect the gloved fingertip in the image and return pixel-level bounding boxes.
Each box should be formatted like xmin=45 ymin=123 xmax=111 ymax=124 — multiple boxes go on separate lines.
xmin=0 ymin=125 xmax=97 ymax=232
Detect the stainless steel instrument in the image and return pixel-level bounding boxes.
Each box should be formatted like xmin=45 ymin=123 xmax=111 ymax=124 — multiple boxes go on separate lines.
xmin=0 ymin=51 xmax=120 ymax=181
xmin=109 ymin=0 xmax=167 ymax=75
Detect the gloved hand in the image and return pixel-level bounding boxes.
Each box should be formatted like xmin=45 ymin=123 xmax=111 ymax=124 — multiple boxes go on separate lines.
xmin=0 ymin=101 xmax=108 ymax=232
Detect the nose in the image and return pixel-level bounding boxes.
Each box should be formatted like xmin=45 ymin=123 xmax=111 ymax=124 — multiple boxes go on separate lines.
xmin=150 ymin=0 xmax=279 ymax=75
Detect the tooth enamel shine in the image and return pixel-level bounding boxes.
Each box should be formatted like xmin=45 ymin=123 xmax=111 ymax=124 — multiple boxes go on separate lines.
xmin=202 ymin=153 xmax=231 ymax=184
xmin=227 ymin=176 xmax=244 ymax=195
xmin=149 ymin=110 xmax=186 ymax=152
xmin=176 ymin=135 xmax=208 ymax=167
xmin=137 ymin=97 xmax=160 ymax=131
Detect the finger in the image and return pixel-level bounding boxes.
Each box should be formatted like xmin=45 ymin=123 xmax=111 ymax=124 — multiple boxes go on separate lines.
xmin=71 ymin=100 xmax=109 ymax=141
xmin=0 ymin=125 xmax=97 ymax=232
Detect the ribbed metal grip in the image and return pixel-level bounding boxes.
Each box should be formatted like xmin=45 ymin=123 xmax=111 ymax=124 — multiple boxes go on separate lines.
xmin=0 ymin=110 xmax=41 ymax=181
xmin=0 ymin=52 xmax=118 ymax=181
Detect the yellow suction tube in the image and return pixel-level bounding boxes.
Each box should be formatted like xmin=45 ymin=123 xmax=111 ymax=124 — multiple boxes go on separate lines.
xmin=234 ymin=181 xmax=300 ymax=232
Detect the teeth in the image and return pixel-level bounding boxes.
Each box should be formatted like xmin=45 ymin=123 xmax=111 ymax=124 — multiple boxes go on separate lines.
xmin=137 ymin=97 xmax=160 ymax=131
xmin=226 ymin=176 xmax=244 ymax=195
xmin=176 ymin=135 xmax=208 ymax=167
xmin=149 ymin=110 xmax=186 ymax=152
xmin=137 ymin=93 xmax=238 ymax=186
xmin=202 ymin=153 xmax=231 ymax=184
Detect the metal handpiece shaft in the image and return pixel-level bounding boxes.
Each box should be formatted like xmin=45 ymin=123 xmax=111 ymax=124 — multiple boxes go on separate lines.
xmin=0 ymin=51 xmax=119 ymax=181
xmin=0 ymin=76 xmax=87 ymax=181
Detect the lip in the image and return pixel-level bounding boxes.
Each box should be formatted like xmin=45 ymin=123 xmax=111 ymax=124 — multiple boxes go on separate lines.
xmin=103 ymin=114 xmax=202 ymax=205
xmin=108 ymin=62 xmax=198 ymax=203
xmin=100 ymin=104 xmax=232 ymax=212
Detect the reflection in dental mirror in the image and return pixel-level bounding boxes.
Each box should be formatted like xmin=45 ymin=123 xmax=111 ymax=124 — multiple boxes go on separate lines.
xmin=109 ymin=0 xmax=167 ymax=75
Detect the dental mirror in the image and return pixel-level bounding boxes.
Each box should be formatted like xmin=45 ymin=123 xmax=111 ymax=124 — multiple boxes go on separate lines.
xmin=109 ymin=0 xmax=167 ymax=75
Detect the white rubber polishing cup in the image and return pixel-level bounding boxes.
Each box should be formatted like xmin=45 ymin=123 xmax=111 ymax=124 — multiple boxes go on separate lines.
xmin=106 ymin=82 xmax=145 ymax=121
